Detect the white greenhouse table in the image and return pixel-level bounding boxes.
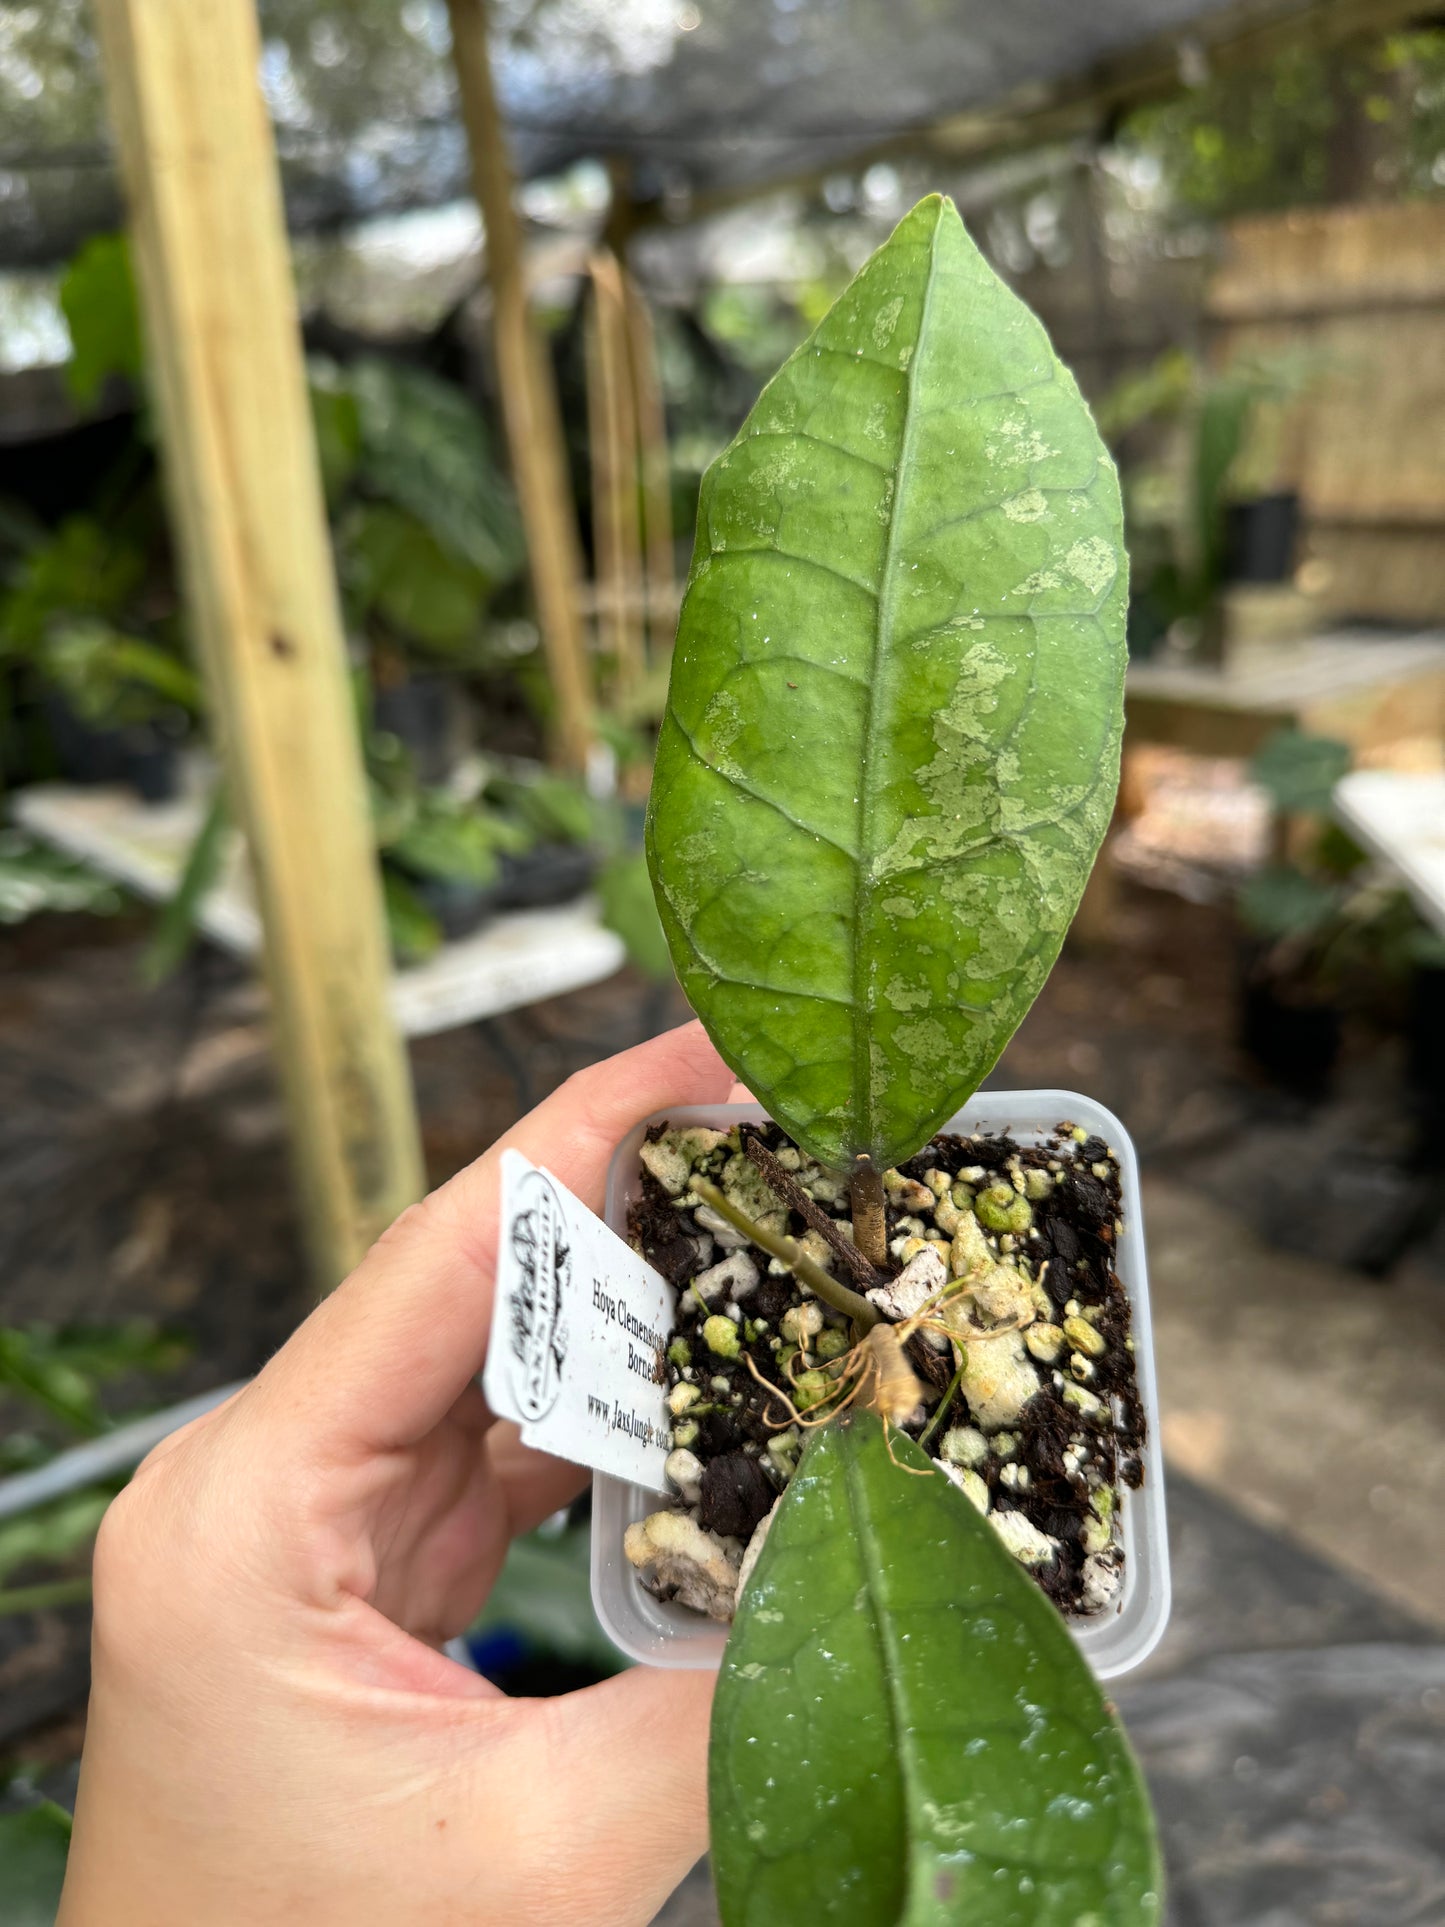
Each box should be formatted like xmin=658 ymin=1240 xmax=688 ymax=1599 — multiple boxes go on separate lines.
xmin=1334 ymin=769 xmax=1445 ymax=942
xmin=1125 ymin=630 xmax=1445 ymax=762
xmin=12 ymin=781 xmax=626 ymax=1038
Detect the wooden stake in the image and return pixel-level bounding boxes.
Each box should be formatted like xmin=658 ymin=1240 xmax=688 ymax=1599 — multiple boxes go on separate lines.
xmin=586 ymin=250 xmax=645 ymax=700
xmin=446 ymin=0 xmax=595 ymax=774
xmin=623 ymin=276 xmax=679 ymax=663
xmin=93 ymin=0 xmax=425 ymax=1289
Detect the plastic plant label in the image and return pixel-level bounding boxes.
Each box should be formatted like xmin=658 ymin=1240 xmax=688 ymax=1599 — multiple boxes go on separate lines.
xmin=483 ymin=1149 xmax=674 ymax=1489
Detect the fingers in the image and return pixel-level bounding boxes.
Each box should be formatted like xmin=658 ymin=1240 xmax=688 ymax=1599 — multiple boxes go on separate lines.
xmin=263 ymin=1022 xmax=734 ymax=1453
xmin=485 ymin=1424 xmax=589 ymax=1540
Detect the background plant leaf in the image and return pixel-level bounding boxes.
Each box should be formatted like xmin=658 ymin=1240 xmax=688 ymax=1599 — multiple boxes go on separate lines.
xmin=140 ymin=784 xmax=228 ymax=986
xmin=1248 ymin=727 xmax=1352 ymax=815
xmin=0 ymin=1801 xmax=72 ymax=1926
xmin=710 ymin=1414 xmax=1161 ymax=1926
xmin=598 ymin=849 xmax=672 ymax=980
xmin=0 ymin=831 xmax=125 ymax=925
xmin=59 ymin=232 xmax=143 ymax=408
xmin=648 ymin=195 xmax=1126 ymax=1171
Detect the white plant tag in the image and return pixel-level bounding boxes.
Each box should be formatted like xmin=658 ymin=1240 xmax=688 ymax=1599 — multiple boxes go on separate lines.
xmin=483 ymin=1149 xmax=675 ymax=1490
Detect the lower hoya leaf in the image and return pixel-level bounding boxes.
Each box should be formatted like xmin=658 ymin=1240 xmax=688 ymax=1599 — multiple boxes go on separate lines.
xmin=709 ymin=1415 xmax=1161 ymax=1925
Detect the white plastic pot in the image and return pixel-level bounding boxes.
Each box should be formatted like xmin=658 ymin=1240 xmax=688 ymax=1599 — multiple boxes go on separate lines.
xmin=591 ymin=1091 xmax=1171 ymax=1681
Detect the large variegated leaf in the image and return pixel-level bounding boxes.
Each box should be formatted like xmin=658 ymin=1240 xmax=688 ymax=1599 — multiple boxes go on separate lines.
xmin=710 ymin=1416 xmax=1162 ymax=1926
xmin=648 ymin=195 xmax=1125 ymax=1170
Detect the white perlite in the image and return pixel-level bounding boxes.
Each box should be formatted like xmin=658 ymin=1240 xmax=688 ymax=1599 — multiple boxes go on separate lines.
xmin=958 ymin=1327 xmax=1042 ymax=1430
xmin=941 ymin=1463 xmax=990 ymax=1514
xmin=1081 ymin=1551 xmax=1123 ymax=1612
xmin=694 ymin=1202 xmax=748 ymax=1250
xmin=639 ymin=1126 xmax=731 ymax=1197
xmin=693 ymin=1250 xmax=760 ymax=1302
xmin=989 ymin=1509 xmax=1061 ymax=1569
xmin=623 ymin=1510 xmax=738 ymax=1620
xmin=867 ymin=1244 xmax=947 ymax=1321
xmin=663 ymin=1448 xmax=704 ymax=1506
xmin=940 ymin=1424 xmax=989 ymax=1469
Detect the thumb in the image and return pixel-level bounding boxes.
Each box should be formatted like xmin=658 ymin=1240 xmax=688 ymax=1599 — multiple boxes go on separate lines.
xmin=506 ymin=1666 xmax=714 ymax=1923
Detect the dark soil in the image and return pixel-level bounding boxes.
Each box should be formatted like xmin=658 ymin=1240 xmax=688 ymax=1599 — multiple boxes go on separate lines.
xmin=631 ymin=1118 xmax=1146 ymax=1616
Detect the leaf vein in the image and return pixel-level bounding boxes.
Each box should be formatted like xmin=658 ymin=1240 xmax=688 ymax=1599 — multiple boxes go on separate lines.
xmin=667 ymin=705 xmax=860 ymax=862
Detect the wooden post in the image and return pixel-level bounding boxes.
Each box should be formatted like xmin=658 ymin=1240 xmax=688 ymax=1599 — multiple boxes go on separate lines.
xmin=93 ymin=0 xmax=425 ymax=1289
xmin=446 ymin=0 xmax=595 ymax=774
xmin=623 ymin=277 xmax=678 ymax=663
xmin=586 ymin=250 xmax=645 ymax=700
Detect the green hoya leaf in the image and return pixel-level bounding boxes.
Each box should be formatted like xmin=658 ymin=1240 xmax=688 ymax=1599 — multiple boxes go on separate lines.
xmin=648 ymin=195 xmax=1125 ymax=1171
xmin=711 ymin=1415 xmax=1161 ymax=1926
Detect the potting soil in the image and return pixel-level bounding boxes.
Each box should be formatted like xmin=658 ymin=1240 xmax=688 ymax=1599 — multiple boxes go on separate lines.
xmin=626 ymin=1118 xmax=1146 ymax=1621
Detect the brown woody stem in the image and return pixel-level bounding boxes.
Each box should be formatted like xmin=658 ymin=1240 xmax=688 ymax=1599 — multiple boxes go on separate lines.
xmin=690 ymin=1179 xmax=879 ymax=1329
xmin=741 ymin=1132 xmax=883 ymax=1289
xmin=849 ymin=1156 xmax=888 ymax=1270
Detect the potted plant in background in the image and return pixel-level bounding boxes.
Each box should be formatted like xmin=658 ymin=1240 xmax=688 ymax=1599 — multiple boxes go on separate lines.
xmin=605 ymin=195 xmax=1164 ymax=1922
xmin=1 ymin=233 xmax=668 ymax=980
xmin=1099 ymin=345 xmax=1315 ymax=663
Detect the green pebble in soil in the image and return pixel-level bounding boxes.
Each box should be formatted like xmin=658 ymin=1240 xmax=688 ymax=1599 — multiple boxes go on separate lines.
xmin=667 ymin=1337 xmax=691 ymax=1368
xmin=703 ymin=1314 xmax=741 ymax=1360
xmin=974 ymin=1182 xmax=1033 ymax=1237
xmin=815 ymin=1327 xmax=850 ymax=1362
xmin=794 ymin=1368 xmax=834 ymax=1412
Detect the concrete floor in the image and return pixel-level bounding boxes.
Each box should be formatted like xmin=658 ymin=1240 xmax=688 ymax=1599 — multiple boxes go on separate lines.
xmin=1145 ymin=1175 xmax=1445 ymax=1633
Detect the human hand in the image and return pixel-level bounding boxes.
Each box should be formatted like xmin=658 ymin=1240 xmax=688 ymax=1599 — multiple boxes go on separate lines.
xmin=59 ymin=1022 xmax=741 ymax=1926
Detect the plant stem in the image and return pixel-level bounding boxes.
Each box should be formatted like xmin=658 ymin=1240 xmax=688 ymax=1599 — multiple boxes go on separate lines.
xmin=741 ymin=1132 xmax=882 ymax=1289
xmin=849 ymin=1156 xmax=888 ymax=1270
xmin=916 ymin=1358 xmax=966 ymax=1452
xmin=690 ymin=1179 xmax=880 ymax=1329
xmin=0 ymin=1576 xmax=93 ymax=1617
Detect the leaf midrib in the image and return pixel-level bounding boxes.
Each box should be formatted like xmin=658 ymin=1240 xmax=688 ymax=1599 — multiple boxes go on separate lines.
xmin=842 ymin=1417 xmax=929 ymax=1927
xmin=850 ymin=202 xmax=943 ymax=1159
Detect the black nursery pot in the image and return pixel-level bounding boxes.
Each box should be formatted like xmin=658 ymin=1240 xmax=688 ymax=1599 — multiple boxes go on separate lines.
xmin=1223 ymin=492 xmax=1299 ymax=585
xmin=1237 ymin=939 xmax=1341 ymax=1101
xmin=41 ymin=694 xmax=181 ymax=804
xmin=372 ymin=674 xmax=471 ymax=787
xmin=413 ymin=843 xmax=598 ymax=943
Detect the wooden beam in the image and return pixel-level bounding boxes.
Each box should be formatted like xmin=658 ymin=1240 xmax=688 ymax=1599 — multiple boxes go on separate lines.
xmin=623 ymin=274 xmax=679 ymax=665
xmin=586 ymin=250 xmax=645 ymax=700
xmin=446 ymin=0 xmax=595 ymax=775
xmin=93 ymin=0 xmax=425 ymax=1289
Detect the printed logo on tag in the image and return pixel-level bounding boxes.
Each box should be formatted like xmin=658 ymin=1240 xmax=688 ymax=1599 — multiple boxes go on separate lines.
xmin=483 ymin=1150 xmax=676 ymax=1490
xmin=506 ymin=1166 xmax=569 ymax=1421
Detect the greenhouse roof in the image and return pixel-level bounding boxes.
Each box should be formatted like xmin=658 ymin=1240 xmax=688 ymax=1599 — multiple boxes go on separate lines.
xmin=0 ymin=0 xmax=1392 ymax=266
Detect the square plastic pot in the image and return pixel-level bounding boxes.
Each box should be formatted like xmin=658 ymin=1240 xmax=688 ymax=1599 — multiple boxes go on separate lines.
xmin=592 ymin=1091 xmax=1171 ymax=1681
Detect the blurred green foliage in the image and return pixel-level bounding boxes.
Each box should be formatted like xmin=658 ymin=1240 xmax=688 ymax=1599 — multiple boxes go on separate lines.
xmin=0 ymin=1801 xmax=71 ymax=1926
xmin=1121 ymin=30 xmax=1445 ymax=220
xmin=0 ymin=1321 xmax=191 ymax=1623
xmin=597 ymin=849 xmax=670 ymax=982
xmin=1237 ymin=730 xmax=1445 ymax=1005
xmin=0 ymin=1322 xmax=189 ymax=1438
xmin=1248 ymin=729 xmax=1353 ymax=816
xmin=1100 ymin=348 xmax=1317 ymax=653
xmin=59 ymin=234 xmax=145 ymax=409
xmin=0 ymin=830 xmax=125 ymax=925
